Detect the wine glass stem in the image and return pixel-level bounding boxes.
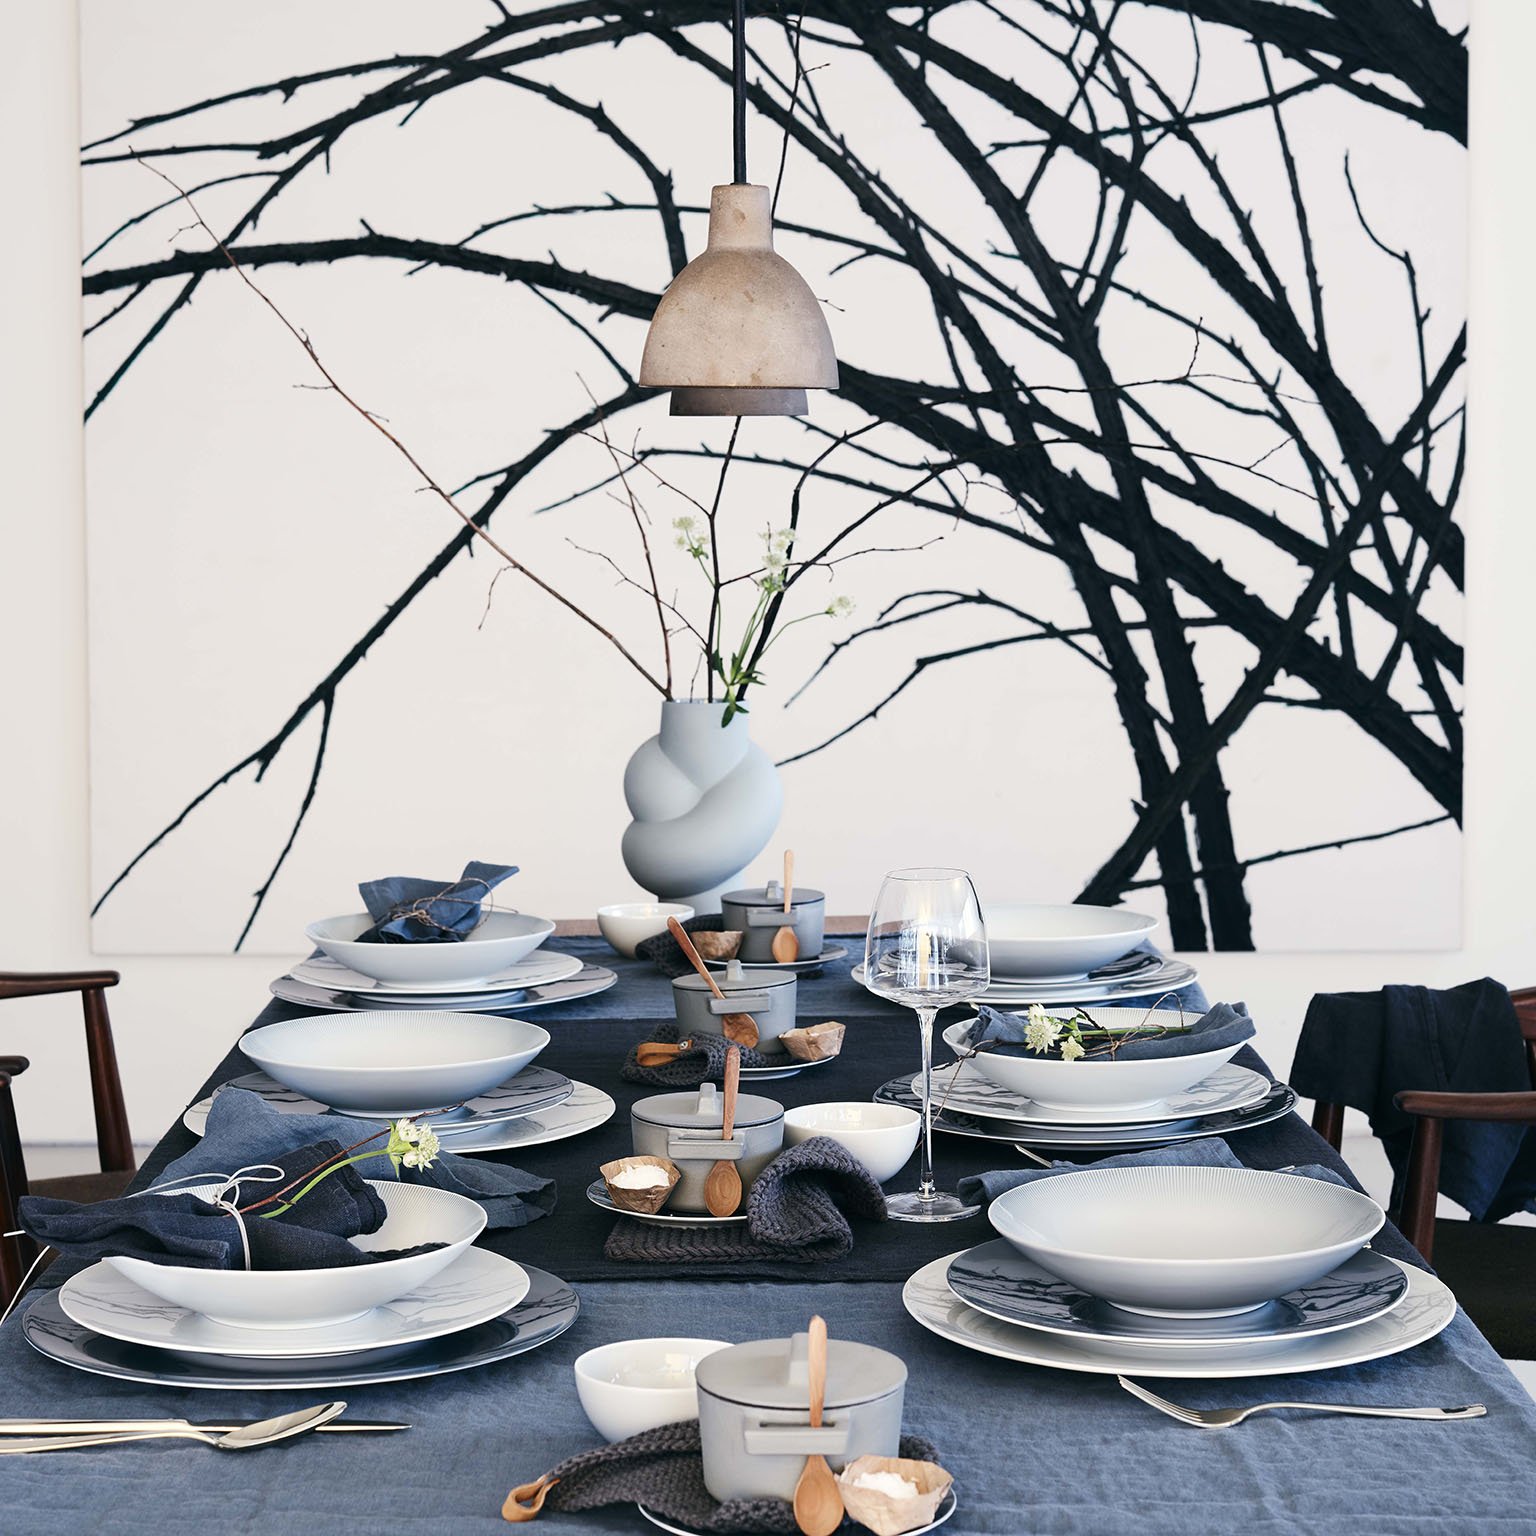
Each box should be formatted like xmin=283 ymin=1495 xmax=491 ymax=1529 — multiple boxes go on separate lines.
xmin=916 ymin=1005 xmax=940 ymax=1202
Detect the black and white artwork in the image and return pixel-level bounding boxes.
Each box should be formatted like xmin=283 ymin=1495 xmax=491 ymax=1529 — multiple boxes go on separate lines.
xmin=80 ymin=1 xmax=1466 ymax=953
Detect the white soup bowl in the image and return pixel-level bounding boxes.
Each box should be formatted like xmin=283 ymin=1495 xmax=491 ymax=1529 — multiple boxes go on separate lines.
xmin=783 ymin=1102 xmax=922 ymax=1183
xmin=575 ymin=1337 xmax=730 ymax=1441
xmin=597 ymin=903 xmax=695 ymax=959
xmin=984 ymin=903 xmax=1156 ymax=980
xmin=305 ymin=910 xmax=555 ymax=987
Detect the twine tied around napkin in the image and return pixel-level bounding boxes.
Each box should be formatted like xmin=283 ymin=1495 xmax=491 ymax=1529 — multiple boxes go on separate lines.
xmin=604 ymin=1136 xmax=887 ymax=1267
xmin=358 ymin=859 xmax=519 ymax=943
xmin=622 ymin=1021 xmax=777 ymax=1086
xmin=964 ymin=999 xmax=1255 ymax=1062
xmin=502 ymin=1419 xmax=939 ymax=1533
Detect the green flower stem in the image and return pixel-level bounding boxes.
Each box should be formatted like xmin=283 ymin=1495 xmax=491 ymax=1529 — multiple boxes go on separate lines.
xmin=254 ymin=1150 xmax=381 ymax=1221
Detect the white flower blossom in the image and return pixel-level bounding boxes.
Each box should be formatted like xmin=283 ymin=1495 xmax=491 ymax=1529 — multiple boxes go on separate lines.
xmin=1023 ymin=1003 xmax=1063 ymax=1055
xmin=1059 ymin=1034 xmax=1086 ymax=1063
xmin=387 ymin=1118 xmax=441 ymax=1172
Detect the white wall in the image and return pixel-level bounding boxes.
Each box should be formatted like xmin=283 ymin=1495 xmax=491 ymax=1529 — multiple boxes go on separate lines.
xmin=2 ymin=2 xmax=1532 ymax=1149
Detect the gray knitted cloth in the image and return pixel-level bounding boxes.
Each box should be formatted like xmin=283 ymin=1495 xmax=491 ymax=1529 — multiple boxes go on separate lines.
xmin=604 ymin=1137 xmax=887 ymax=1267
xmin=521 ymin=1418 xmax=939 ymax=1533
xmin=635 ymin=915 xmax=727 ymax=978
xmin=622 ymin=1020 xmax=777 ymax=1086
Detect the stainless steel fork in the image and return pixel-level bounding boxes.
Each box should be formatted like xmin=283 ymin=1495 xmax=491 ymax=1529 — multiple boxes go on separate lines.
xmin=1117 ymin=1376 xmax=1487 ymax=1429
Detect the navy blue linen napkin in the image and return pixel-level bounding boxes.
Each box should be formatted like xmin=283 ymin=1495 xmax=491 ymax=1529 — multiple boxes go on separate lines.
xmin=1291 ymin=979 xmax=1534 ymax=1221
xmin=357 ymin=859 xmax=518 ymax=943
xmin=956 ymin=1136 xmax=1349 ymax=1207
xmin=162 ymin=1087 xmax=557 ymax=1230
xmin=966 ymin=1000 xmax=1254 ymax=1060
xmin=18 ymin=1139 xmax=444 ymax=1270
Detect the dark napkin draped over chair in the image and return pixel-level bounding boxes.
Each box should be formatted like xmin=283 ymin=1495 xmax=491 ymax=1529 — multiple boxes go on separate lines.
xmin=635 ymin=914 xmax=727 ymax=978
xmin=356 ymin=859 xmax=518 ymax=943
xmin=18 ymin=1140 xmax=443 ymax=1270
xmin=604 ymin=1136 xmax=886 ymax=1270
xmin=507 ymin=1419 xmax=940 ymax=1535
xmin=621 ymin=1020 xmax=778 ymax=1086
xmin=1292 ymin=978 xmax=1536 ymax=1221
xmin=966 ymin=999 xmax=1255 ymax=1059
xmin=161 ymin=1088 xmax=557 ymax=1231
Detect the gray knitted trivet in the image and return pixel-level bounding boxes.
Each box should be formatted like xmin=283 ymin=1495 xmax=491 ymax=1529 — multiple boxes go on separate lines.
xmin=635 ymin=915 xmax=728 ymax=978
xmin=623 ymin=1020 xmax=776 ymax=1086
xmin=605 ymin=1136 xmax=887 ymax=1266
xmin=525 ymin=1418 xmax=939 ymax=1534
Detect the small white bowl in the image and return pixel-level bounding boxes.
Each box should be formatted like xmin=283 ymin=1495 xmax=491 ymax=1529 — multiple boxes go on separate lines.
xmin=943 ymin=1015 xmax=1242 ymax=1112
xmin=989 ymin=1165 xmax=1384 ymax=1316
xmin=109 ymin=1180 xmax=486 ymax=1329
xmin=242 ymin=1010 xmax=549 ymax=1115
xmin=305 ymin=910 xmax=556 ymax=987
xmin=782 ymin=1102 xmax=922 ymax=1183
xmin=984 ymin=903 xmax=1157 ymax=980
xmin=575 ymin=1337 xmax=730 ymax=1441
xmin=596 ymin=903 xmax=695 ymax=959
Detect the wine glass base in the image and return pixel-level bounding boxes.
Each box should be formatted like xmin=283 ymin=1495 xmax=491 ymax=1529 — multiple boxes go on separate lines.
xmin=885 ymin=1190 xmax=980 ymax=1223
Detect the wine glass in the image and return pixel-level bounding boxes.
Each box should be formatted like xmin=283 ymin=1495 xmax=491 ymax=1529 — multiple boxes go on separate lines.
xmin=862 ymin=867 xmax=989 ymax=1221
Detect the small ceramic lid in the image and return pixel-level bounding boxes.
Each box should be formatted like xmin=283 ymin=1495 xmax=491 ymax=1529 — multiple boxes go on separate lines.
xmin=695 ymin=1332 xmax=907 ymax=1410
xmin=672 ymin=961 xmax=797 ymax=994
xmin=632 ymin=1081 xmax=784 ymax=1131
xmin=723 ymin=881 xmax=825 ymax=909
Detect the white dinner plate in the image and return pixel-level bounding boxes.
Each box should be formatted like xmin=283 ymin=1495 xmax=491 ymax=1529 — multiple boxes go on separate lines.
xmin=586 ymin=1179 xmax=748 ymax=1228
xmin=904 ymin=1251 xmax=1453 ymax=1378
xmin=916 ymin=1060 xmax=1271 ymax=1127
xmin=288 ymin=950 xmax=584 ymax=997
xmin=269 ymin=964 xmax=618 ymax=1014
xmin=59 ymin=1246 xmax=529 ymax=1358
xmin=851 ymin=957 xmax=1199 ymax=1008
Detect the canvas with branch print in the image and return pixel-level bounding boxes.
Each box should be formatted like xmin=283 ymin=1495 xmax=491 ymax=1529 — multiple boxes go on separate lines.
xmin=79 ymin=0 xmax=1464 ymax=953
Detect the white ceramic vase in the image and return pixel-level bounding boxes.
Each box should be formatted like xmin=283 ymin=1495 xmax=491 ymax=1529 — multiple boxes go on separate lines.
xmin=621 ymin=700 xmax=782 ymax=912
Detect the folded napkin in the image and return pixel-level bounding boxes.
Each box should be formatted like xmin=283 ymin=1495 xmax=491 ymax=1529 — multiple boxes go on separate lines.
xmin=19 ymin=1139 xmax=444 ymax=1270
xmin=505 ymin=1419 xmax=939 ymax=1535
xmin=635 ymin=914 xmax=726 ymax=978
xmin=604 ymin=1137 xmax=886 ymax=1267
xmin=162 ymin=1087 xmax=556 ymax=1230
xmin=357 ymin=858 xmax=518 ymax=943
xmin=1292 ymin=979 xmax=1535 ymax=1222
xmin=966 ymin=999 xmax=1255 ymax=1060
xmin=957 ymin=1137 xmax=1349 ymax=1207
xmin=622 ymin=1021 xmax=777 ymax=1086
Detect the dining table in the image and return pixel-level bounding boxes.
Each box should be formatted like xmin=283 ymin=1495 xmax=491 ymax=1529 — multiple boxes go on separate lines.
xmin=4 ymin=930 xmax=1535 ymax=1535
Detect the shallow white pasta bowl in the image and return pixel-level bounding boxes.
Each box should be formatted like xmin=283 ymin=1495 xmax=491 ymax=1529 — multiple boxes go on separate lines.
xmin=989 ymin=1165 xmax=1384 ymax=1316
xmin=108 ymin=1180 xmax=487 ymax=1329
xmin=983 ymin=903 xmax=1157 ymax=980
xmin=305 ymin=910 xmax=556 ymax=987
xmin=942 ymin=1016 xmax=1243 ymax=1111
xmin=241 ymin=1010 xmax=550 ymax=1114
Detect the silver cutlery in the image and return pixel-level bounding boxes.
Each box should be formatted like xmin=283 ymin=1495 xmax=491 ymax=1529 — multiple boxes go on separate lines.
xmin=1118 ymin=1376 xmax=1487 ymax=1429
xmin=0 ymin=1414 xmax=407 ymax=1437
xmin=0 ymin=1401 xmax=348 ymax=1454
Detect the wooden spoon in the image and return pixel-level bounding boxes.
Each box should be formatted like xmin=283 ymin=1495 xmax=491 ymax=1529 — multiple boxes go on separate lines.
xmin=667 ymin=916 xmax=760 ymax=1048
xmin=703 ymin=1046 xmax=744 ymax=1217
xmin=771 ymin=849 xmax=800 ymax=963
xmin=792 ymin=1315 xmax=844 ymax=1536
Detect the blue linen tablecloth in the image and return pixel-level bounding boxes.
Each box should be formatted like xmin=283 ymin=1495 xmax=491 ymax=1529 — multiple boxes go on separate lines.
xmin=3 ymin=934 xmax=1534 ymax=1534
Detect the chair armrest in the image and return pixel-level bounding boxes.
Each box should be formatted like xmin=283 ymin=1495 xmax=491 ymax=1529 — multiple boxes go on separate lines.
xmin=0 ymin=1056 xmax=29 ymax=1082
xmin=1394 ymin=1089 xmax=1536 ymax=1123
xmin=0 ymin=971 xmax=120 ymax=1000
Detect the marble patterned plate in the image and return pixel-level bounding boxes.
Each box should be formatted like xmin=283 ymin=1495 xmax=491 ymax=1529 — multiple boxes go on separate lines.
xmin=270 ymin=964 xmax=618 ymax=1014
xmin=638 ymin=1488 xmax=958 ymax=1536
xmin=873 ymin=1076 xmax=1298 ymax=1150
xmin=852 ymin=956 xmax=1199 ymax=1008
xmin=59 ymin=1247 xmax=530 ymax=1358
xmin=905 ymin=1251 xmax=1453 ymax=1378
xmin=23 ymin=1263 xmax=579 ymax=1390
xmin=586 ymin=1178 xmax=748 ymax=1228
xmin=916 ymin=1060 xmax=1271 ymax=1127
xmin=946 ymin=1240 xmax=1408 ymax=1346
xmin=287 ymin=950 xmax=584 ymax=997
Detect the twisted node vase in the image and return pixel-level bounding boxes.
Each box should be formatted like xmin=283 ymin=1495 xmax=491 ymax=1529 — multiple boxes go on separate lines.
xmin=621 ymin=700 xmax=782 ymax=912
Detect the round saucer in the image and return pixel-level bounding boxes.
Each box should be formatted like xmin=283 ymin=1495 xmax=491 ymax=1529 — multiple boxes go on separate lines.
xmin=586 ymin=1178 xmax=748 ymax=1227
xmin=705 ymin=943 xmax=849 ymax=976
xmin=638 ymin=1488 xmax=957 ymax=1536
xmin=740 ymin=1053 xmax=838 ymax=1082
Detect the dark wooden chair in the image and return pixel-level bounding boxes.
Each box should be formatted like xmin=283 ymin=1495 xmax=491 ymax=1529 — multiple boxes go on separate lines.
xmin=1310 ymin=986 xmax=1536 ymax=1358
xmin=0 ymin=971 xmax=136 ymax=1308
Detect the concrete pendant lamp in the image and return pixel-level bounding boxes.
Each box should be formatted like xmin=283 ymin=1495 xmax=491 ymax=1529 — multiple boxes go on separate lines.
xmin=639 ymin=0 xmax=837 ymax=416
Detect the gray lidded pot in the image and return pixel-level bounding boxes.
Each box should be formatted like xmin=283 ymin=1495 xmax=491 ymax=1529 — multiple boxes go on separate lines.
xmin=721 ymin=880 xmax=826 ymax=963
xmin=696 ymin=1331 xmax=907 ymax=1504
xmin=671 ymin=961 xmax=799 ymax=1057
xmin=630 ymin=1082 xmax=784 ymax=1213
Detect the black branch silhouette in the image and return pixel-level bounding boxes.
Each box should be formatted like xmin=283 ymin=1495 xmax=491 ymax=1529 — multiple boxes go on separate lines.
xmin=81 ymin=0 xmax=1465 ymax=950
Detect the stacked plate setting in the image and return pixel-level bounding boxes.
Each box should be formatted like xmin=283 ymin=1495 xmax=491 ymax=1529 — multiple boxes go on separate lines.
xmin=905 ymin=1165 xmax=1459 ymax=1378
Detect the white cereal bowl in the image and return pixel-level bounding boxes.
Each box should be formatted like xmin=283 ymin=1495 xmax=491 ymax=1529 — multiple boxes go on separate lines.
xmin=108 ymin=1180 xmax=487 ymax=1329
xmin=305 ymin=909 xmax=556 ymax=987
xmin=596 ymin=903 xmax=695 ymax=960
xmin=942 ymin=1015 xmax=1242 ymax=1111
xmin=782 ymin=1102 xmax=922 ymax=1183
xmin=241 ymin=1010 xmax=549 ymax=1114
xmin=575 ymin=1337 xmax=731 ymax=1441
xmin=989 ymin=1165 xmax=1384 ymax=1316
xmin=984 ymin=903 xmax=1157 ymax=980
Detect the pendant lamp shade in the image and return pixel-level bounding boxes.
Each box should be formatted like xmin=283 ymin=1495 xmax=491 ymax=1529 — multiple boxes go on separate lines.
xmin=640 ymin=184 xmax=837 ymax=417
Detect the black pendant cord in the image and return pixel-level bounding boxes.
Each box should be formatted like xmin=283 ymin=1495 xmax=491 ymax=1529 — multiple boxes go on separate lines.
xmin=731 ymin=0 xmax=748 ymax=183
